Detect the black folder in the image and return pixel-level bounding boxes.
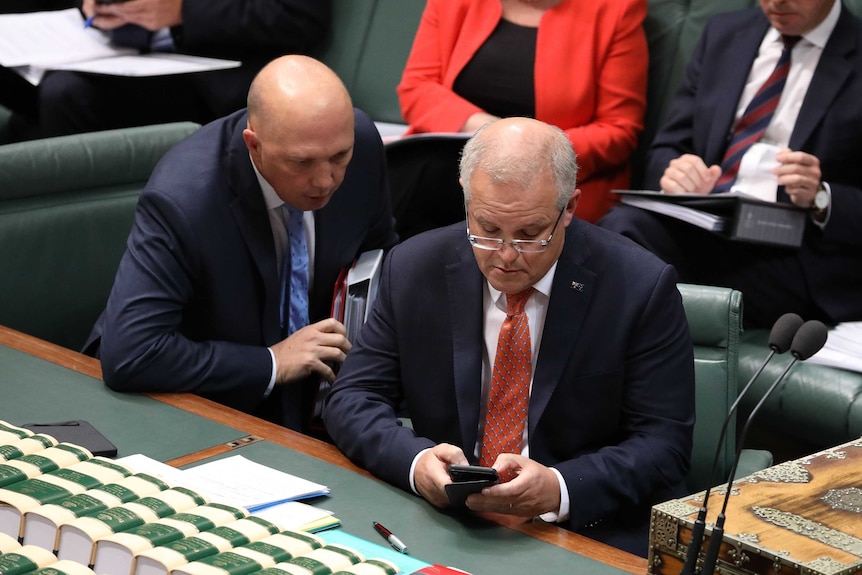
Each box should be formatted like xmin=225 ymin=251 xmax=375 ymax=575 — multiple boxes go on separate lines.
xmin=615 ymin=190 xmax=807 ymax=248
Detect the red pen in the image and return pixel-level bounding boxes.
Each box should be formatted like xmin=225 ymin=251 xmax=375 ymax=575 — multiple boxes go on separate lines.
xmin=372 ymin=521 xmax=408 ymax=554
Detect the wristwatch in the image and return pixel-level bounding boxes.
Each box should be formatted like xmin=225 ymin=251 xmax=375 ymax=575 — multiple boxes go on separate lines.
xmin=813 ymin=183 xmax=830 ymax=221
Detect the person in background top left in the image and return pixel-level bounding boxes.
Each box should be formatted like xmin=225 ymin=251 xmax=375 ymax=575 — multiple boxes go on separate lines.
xmin=0 ymin=0 xmax=330 ymax=141
xmin=83 ymin=55 xmax=398 ymax=437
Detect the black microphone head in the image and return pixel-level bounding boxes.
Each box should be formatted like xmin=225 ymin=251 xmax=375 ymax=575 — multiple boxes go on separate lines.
xmin=790 ymin=320 xmax=828 ymax=360
xmin=768 ymin=313 xmax=804 ymax=353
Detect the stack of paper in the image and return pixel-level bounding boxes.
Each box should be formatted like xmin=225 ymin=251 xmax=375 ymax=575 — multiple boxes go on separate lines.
xmin=807 ymin=322 xmax=862 ymax=373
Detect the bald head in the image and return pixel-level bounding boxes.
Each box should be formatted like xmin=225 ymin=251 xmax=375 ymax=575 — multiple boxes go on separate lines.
xmin=242 ymin=56 xmax=357 ymax=211
xmin=247 ymin=55 xmax=354 ymax=139
xmin=460 ymin=117 xmax=578 ymax=209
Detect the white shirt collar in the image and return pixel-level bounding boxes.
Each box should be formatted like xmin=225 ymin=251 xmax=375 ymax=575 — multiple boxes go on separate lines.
xmin=765 ymin=0 xmax=840 ymax=50
xmin=487 ymin=260 xmax=558 ymax=309
xmin=249 ymin=154 xmax=285 ymax=211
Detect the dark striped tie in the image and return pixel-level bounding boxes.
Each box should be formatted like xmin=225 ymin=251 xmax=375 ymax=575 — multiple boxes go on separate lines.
xmin=713 ymin=35 xmax=801 ymax=194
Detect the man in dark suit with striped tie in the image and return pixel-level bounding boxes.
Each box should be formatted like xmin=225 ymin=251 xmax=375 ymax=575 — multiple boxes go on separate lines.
xmin=599 ymin=0 xmax=862 ymax=329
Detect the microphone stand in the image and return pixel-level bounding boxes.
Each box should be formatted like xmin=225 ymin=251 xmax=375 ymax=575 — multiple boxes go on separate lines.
xmin=698 ymin=359 xmax=798 ymax=575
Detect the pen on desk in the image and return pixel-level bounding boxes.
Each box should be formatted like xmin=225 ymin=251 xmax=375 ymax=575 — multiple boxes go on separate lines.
xmin=372 ymin=521 xmax=408 ymax=554
xmin=83 ymin=16 xmax=96 ymax=28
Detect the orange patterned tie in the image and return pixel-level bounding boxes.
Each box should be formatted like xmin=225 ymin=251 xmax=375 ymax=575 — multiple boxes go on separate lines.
xmin=479 ymin=289 xmax=532 ymax=482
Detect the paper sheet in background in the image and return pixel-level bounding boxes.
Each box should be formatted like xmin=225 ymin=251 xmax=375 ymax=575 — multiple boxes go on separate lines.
xmin=807 ymin=322 xmax=862 ymax=373
xmin=0 ymin=8 xmax=239 ymax=85
xmin=731 ymin=143 xmax=781 ymax=202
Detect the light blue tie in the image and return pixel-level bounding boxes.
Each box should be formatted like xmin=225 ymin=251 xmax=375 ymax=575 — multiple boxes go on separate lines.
xmin=280 ymin=205 xmax=309 ymax=337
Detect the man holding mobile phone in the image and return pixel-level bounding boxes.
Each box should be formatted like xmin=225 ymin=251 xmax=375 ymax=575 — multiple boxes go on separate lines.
xmin=324 ymin=117 xmax=695 ymax=558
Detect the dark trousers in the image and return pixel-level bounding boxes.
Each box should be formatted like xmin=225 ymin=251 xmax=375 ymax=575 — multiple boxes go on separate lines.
xmin=598 ymin=204 xmax=829 ymax=329
xmin=0 ymin=67 xmax=216 ymax=141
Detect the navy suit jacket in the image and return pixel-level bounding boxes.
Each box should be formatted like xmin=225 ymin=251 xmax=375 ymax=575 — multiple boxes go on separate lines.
xmin=324 ymin=220 xmax=695 ymax=540
xmin=646 ymin=4 xmax=862 ymax=323
xmin=87 ymin=108 xmax=398 ymax=431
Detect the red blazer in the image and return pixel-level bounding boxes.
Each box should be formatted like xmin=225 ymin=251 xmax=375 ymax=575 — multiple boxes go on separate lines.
xmin=398 ymin=0 xmax=648 ymax=222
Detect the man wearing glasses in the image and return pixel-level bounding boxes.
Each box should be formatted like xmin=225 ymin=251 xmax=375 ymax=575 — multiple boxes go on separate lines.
xmin=324 ymin=117 xmax=695 ymax=557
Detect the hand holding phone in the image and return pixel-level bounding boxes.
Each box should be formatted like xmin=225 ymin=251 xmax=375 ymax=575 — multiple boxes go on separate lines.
xmin=444 ymin=464 xmax=499 ymax=508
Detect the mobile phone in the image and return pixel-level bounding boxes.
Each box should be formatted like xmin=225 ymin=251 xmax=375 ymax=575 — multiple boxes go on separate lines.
xmin=447 ymin=464 xmax=499 ymax=483
xmin=445 ymin=465 xmax=499 ymax=508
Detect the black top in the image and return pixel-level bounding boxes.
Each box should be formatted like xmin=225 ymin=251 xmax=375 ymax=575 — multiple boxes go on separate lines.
xmin=453 ymin=19 xmax=537 ymax=119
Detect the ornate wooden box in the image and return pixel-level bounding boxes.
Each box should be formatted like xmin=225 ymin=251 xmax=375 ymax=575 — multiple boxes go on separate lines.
xmin=649 ymin=439 xmax=862 ymax=575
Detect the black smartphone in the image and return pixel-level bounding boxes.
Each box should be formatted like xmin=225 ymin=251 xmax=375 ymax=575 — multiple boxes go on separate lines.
xmin=448 ymin=464 xmax=499 ymax=483
xmin=445 ymin=465 xmax=499 ymax=508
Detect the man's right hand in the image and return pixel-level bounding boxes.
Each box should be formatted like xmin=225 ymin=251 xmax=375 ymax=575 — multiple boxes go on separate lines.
xmin=270 ymin=318 xmax=351 ymax=384
xmin=414 ymin=444 xmax=469 ymax=508
xmin=660 ymin=154 xmax=722 ymax=195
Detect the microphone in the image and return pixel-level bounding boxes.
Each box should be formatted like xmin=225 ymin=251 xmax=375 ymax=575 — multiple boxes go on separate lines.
xmin=678 ymin=313 xmax=802 ymax=575
xmin=698 ymin=320 xmax=828 ymax=575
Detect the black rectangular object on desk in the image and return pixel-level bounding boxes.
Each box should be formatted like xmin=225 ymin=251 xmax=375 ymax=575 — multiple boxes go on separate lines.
xmin=23 ymin=420 xmax=118 ymax=457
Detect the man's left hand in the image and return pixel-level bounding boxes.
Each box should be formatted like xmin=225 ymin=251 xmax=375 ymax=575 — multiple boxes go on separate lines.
xmin=774 ymin=148 xmax=822 ymax=208
xmin=465 ymin=454 xmax=561 ymax=518
xmin=90 ymin=0 xmax=183 ymax=31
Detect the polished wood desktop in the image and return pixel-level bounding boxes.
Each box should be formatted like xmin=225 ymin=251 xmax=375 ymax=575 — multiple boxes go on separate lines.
xmin=0 ymin=324 xmax=648 ymax=575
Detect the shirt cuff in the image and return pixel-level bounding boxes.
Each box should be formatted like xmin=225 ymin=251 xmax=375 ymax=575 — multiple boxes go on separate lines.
xmin=538 ymin=467 xmax=570 ymax=523
xmin=264 ymin=347 xmax=277 ymax=399
xmin=408 ymin=448 xmax=432 ymax=495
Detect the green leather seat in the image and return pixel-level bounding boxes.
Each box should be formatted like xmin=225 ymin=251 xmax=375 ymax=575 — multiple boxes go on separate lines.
xmin=677 ymin=283 xmax=773 ymax=492
xmin=738 ymin=331 xmax=862 ymax=461
xmin=320 ymin=0 xmax=425 ymax=125
xmin=0 ymin=122 xmax=199 ymax=351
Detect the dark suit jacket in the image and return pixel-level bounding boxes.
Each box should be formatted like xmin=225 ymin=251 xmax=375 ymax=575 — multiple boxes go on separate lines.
xmin=646 ymin=4 xmax=862 ymax=323
xmin=122 ymin=0 xmax=331 ymax=119
xmin=324 ymin=220 xmax=695 ymax=546
xmin=87 ymin=108 xmax=398 ymax=431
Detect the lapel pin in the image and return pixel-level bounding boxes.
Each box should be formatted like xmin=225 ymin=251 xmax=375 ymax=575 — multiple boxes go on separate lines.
xmin=571 ymin=281 xmax=584 ymax=292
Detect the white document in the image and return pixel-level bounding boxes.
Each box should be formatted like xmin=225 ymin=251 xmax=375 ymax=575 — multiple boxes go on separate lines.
xmin=250 ymin=501 xmax=335 ymax=531
xmin=808 ymin=322 xmax=862 ymax=373
xmin=180 ymin=455 xmax=330 ymax=510
xmin=0 ymin=8 xmax=239 ymax=85
xmin=619 ymin=195 xmax=728 ymax=232
xmin=118 ymin=453 xmax=330 ymax=510
xmin=731 ymin=142 xmax=781 ymax=202
xmin=47 ymin=52 xmax=241 ymax=77
xmin=0 ymin=9 xmax=133 ymax=68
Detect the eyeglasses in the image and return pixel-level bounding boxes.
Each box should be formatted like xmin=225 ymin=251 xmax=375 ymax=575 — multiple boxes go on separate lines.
xmin=466 ymin=206 xmax=565 ymax=253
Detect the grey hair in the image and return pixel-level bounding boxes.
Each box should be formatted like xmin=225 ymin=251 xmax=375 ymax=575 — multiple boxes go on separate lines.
xmin=459 ymin=121 xmax=578 ymax=209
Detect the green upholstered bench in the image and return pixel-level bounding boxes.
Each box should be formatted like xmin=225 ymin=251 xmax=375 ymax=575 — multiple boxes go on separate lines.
xmin=738 ymin=331 xmax=862 ymax=461
xmin=639 ymin=0 xmax=862 ymax=461
xmin=677 ymin=284 xmax=772 ymax=492
xmin=0 ymin=121 xmax=199 ymax=351
xmin=319 ymin=0 xmax=424 ymax=134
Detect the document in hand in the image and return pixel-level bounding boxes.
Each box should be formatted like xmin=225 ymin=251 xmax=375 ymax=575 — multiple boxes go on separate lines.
xmin=0 ymin=9 xmax=240 ymax=86
xmin=615 ymin=190 xmax=807 ymax=248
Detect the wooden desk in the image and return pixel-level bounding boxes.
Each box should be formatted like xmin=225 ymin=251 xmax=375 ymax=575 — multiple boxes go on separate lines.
xmin=0 ymin=325 xmax=647 ymax=575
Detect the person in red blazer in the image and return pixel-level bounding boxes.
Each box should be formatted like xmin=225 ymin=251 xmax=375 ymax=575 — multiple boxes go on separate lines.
xmin=397 ymin=0 xmax=648 ymax=223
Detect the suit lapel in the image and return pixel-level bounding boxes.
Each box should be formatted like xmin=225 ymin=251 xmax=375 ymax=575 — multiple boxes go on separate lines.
xmin=528 ymin=224 xmax=596 ymax=438
xmin=791 ymin=8 xmax=857 ymax=149
xmin=225 ymin=115 xmax=282 ymax=345
xmin=446 ymin=241 xmax=485 ymax=455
